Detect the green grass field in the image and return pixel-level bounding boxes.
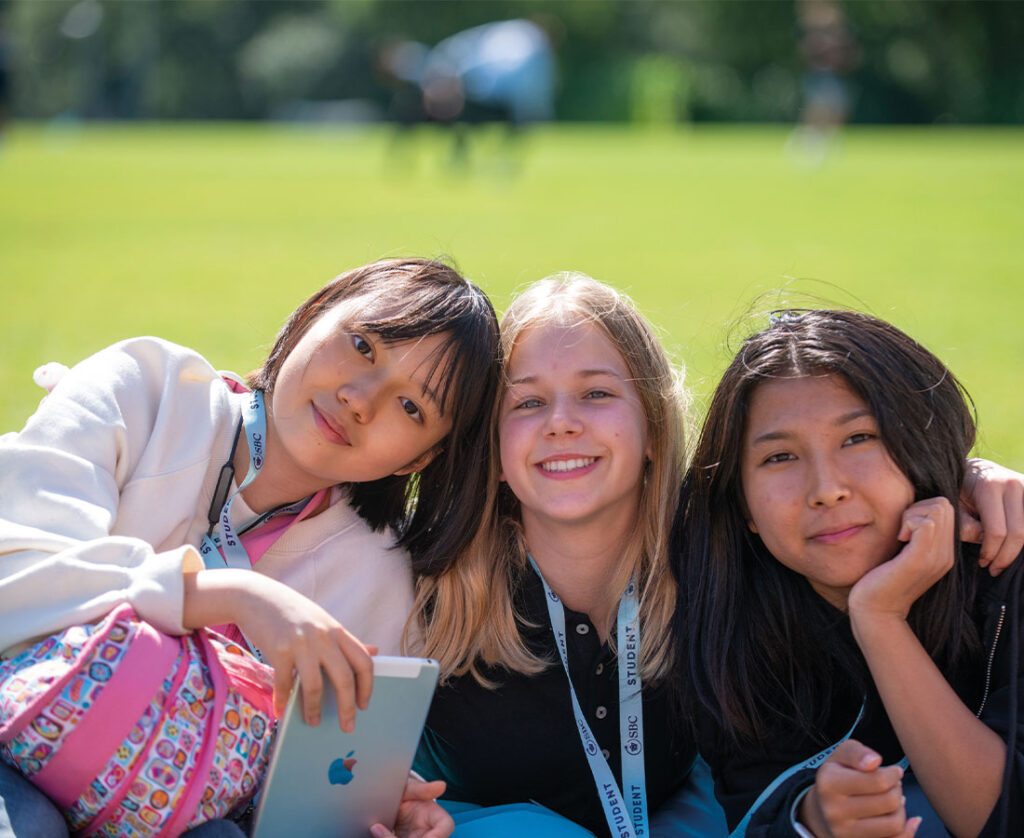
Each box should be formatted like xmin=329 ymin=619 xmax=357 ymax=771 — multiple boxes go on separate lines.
xmin=2 ymin=122 xmax=1022 ymax=467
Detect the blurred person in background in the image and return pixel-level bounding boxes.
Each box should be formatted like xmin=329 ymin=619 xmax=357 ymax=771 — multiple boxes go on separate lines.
xmin=379 ymin=17 xmax=558 ymax=169
xmin=787 ymin=0 xmax=861 ymax=166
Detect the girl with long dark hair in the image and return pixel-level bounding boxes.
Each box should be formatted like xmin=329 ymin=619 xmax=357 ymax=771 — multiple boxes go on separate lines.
xmin=675 ymin=310 xmax=1022 ymax=838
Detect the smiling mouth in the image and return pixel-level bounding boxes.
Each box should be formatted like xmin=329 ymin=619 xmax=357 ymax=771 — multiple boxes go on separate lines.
xmin=312 ymin=405 xmax=351 ymax=445
xmin=539 ymin=457 xmax=597 ymax=473
xmin=810 ymin=524 xmax=866 ymax=544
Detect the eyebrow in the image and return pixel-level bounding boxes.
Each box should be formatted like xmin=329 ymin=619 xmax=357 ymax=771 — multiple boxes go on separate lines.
xmin=749 ymin=408 xmax=874 ymax=446
xmin=507 ymin=368 xmax=625 ymax=387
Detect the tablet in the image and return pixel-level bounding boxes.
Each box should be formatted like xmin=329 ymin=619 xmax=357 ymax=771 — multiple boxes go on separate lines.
xmin=250 ymin=656 xmax=439 ymax=838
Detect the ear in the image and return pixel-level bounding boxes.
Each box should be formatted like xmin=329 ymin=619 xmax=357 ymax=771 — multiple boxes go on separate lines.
xmin=739 ymin=493 xmax=756 ymax=533
xmin=392 ymin=446 xmax=441 ymax=476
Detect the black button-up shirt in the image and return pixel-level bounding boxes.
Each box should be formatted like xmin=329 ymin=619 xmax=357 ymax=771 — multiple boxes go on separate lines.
xmin=414 ymin=569 xmax=695 ymax=838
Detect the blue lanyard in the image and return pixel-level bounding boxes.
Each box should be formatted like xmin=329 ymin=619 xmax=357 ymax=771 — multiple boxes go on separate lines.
xmin=529 ymin=556 xmax=649 ymax=838
xmin=199 ymin=390 xmax=267 ymax=571
xmin=729 ymin=702 xmax=910 ymax=838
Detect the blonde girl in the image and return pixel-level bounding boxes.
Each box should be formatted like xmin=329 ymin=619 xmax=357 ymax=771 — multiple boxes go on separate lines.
xmin=412 ymin=273 xmax=701 ymax=838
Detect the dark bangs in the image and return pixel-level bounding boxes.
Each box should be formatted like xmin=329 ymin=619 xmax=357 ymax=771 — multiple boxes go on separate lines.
xmin=352 ymin=277 xmax=497 ymax=420
xmin=346 ymin=267 xmax=502 ymax=576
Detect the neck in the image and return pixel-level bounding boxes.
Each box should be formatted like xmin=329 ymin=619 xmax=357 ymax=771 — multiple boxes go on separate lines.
xmin=233 ymin=408 xmax=331 ymax=515
xmin=523 ymin=514 xmax=633 ymax=638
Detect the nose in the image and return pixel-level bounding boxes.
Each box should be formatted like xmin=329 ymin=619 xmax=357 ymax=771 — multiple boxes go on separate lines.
xmin=543 ymin=394 xmax=583 ymax=437
xmin=807 ymin=455 xmax=850 ymax=508
xmin=337 ymin=375 xmax=380 ymax=423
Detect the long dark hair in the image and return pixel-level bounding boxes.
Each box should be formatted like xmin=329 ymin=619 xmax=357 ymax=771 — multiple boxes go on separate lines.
xmin=673 ymin=309 xmax=980 ymax=748
xmin=248 ymin=257 xmax=501 ymax=577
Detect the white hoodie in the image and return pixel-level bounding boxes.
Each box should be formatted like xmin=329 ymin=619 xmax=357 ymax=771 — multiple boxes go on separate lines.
xmin=0 ymin=337 xmax=413 ymax=656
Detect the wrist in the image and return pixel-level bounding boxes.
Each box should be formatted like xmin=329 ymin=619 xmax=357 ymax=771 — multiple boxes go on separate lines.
xmin=182 ymin=568 xmax=251 ymax=630
xmin=797 ymin=786 xmax=828 ymax=838
xmin=848 ymin=606 xmax=912 ymax=650
xmin=846 ymin=589 xmax=909 ymax=628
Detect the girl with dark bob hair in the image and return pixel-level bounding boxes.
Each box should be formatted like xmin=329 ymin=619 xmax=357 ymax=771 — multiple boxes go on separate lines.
xmin=0 ymin=256 xmax=500 ymax=837
xmin=674 ymin=310 xmax=1023 ymax=838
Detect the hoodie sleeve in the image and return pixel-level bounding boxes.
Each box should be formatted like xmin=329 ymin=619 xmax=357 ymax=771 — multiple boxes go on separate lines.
xmin=0 ymin=337 xmax=230 ymax=654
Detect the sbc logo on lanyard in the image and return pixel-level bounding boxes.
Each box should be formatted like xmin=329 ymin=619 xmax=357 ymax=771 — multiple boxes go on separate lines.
xmin=625 ymin=715 xmax=643 ymax=755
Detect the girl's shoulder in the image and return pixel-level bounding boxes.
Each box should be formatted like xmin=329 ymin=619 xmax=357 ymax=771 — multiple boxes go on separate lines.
xmin=57 ymin=337 xmax=226 ymax=403
xmin=85 ymin=336 xmax=220 ymax=381
xmin=14 ymin=336 xmax=234 ymax=451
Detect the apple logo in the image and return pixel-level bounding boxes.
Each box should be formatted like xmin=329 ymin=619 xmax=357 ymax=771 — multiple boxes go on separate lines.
xmin=328 ymin=750 xmax=358 ymax=785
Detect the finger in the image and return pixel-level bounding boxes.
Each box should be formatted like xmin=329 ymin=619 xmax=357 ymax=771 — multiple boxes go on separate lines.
xmin=848 ymin=810 xmax=908 ymax=838
xmin=319 ymin=646 xmax=358 ymax=732
xmin=971 ymin=481 xmax=1009 ymax=569
xmin=830 ymin=739 xmax=884 ymax=772
xmin=272 ymin=659 xmax=296 ymax=719
xmin=295 ymin=657 xmax=325 ymax=727
xmin=988 ymin=486 xmax=1024 ymax=575
xmin=403 ymin=780 xmax=446 ymax=802
xmin=337 ymin=628 xmax=375 ymax=711
xmin=366 ymin=645 xmax=379 ymax=656
xmin=369 ymin=825 xmax=394 ymax=838
xmin=818 ymin=764 xmax=904 ymax=801
xmin=958 ymin=506 xmax=983 ymax=544
xmin=901 ymin=816 xmax=923 ymax=837
xmin=826 ymin=785 xmax=904 ymax=820
xmin=897 ymin=511 xmax=930 ymax=544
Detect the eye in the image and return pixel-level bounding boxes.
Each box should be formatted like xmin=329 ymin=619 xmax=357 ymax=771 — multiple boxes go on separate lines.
xmin=514 ymin=397 xmax=543 ymax=410
xmin=584 ymin=389 xmax=613 ymax=400
xmin=763 ymin=451 xmax=795 ymax=465
xmin=352 ymin=333 xmax=374 ymax=359
xmin=844 ymin=432 xmax=876 ymax=446
xmin=400 ymin=397 xmax=423 ymax=423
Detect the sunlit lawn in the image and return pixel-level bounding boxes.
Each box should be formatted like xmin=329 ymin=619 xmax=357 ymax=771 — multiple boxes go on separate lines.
xmin=2 ymin=121 xmax=1022 ymax=465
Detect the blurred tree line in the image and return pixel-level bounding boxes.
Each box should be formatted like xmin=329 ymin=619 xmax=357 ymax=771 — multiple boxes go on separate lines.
xmin=3 ymin=0 xmax=1022 ymax=124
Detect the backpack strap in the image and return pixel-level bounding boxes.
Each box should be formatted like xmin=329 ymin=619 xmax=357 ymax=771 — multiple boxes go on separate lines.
xmin=0 ymin=603 xmax=130 ymax=744
xmin=160 ymin=629 xmax=233 ymax=838
xmin=30 ymin=609 xmax=181 ymax=807
xmin=80 ymin=642 xmax=192 ymax=836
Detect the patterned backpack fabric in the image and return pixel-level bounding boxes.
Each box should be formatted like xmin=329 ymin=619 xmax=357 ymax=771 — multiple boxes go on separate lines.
xmin=0 ymin=603 xmax=277 ymax=837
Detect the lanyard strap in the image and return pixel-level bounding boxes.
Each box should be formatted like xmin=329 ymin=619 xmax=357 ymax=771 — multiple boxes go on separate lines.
xmin=729 ymin=704 xmax=869 ymax=838
xmin=529 ymin=556 xmax=649 ymax=838
xmin=200 ymin=390 xmax=268 ymax=571
xmin=729 ymin=701 xmax=911 ymax=838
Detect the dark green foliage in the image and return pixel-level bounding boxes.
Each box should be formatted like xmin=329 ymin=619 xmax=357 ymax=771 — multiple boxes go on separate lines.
xmin=3 ymin=0 xmax=1022 ymax=123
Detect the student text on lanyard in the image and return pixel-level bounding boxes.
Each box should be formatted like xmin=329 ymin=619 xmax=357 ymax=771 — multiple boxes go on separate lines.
xmin=528 ymin=556 xmax=649 ymax=838
xmin=200 ymin=390 xmax=268 ymax=572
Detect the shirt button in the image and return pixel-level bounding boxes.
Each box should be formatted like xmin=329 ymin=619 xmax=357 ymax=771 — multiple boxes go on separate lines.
xmin=575 ymin=623 xmax=590 ymax=636
xmin=595 ymin=663 xmax=604 ymax=676
xmin=602 ymin=748 xmax=611 ymax=759
xmin=595 ymin=705 xmax=608 ymax=719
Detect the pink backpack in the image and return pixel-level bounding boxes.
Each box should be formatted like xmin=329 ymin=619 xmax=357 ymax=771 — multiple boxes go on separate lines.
xmin=0 ymin=603 xmax=277 ymax=837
